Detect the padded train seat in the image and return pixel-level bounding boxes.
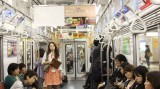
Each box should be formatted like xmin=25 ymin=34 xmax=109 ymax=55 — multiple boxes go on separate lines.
xmin=0 ymin=82 xmax=5 ymax=89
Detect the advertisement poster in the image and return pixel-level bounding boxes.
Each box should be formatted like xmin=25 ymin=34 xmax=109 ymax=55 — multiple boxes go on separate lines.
xmin=7 ymin=41 xmax=17 ymax=57
xmin=64 ymin=5 xmax=96 ymax=18
xmin=153 ymin=37 xmax=158 ymax=48
xmin=65 ymin=17 xmax=86 ymax=27
xmin=123 ymin=37 xmax=131 ymax=55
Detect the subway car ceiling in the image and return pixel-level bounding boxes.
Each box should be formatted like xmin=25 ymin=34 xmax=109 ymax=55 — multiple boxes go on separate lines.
xmin=0 ymin=0 xmax=160 ymax=83
xmin=0 ymin=0 xmax=160 ymax=38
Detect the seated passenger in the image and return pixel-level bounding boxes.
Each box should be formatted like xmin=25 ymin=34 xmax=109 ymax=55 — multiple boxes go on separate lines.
xmin=110 ymin=54 xmax=128 ymax=84
xmin=23 ymin=70 xmax=38 ymax=89
xmin=98 ymin=54 xmax=129 ymax=88
xmin=19 ymin=63 xmax=27 ymax=80
xmin=4 ymin=63 xmax=21 ymax=89
xmin=124 ymin=64 xmax=137 ymax=89
xmin=113 ymin=62 xmax=129 ymax=89
xmin=133 ymin=66 xmax=148 ymax=89
xmin=10 ymin=70 xmax=38 ymax=89
xmin=145 ymin=71 xmax=160 ymax=89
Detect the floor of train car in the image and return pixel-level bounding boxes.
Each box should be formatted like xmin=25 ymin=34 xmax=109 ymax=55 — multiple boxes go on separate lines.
xmin=61 ymin=80 xmax=85 ymax=89
xmin=140 ymin=61 xmax=159 ymax=71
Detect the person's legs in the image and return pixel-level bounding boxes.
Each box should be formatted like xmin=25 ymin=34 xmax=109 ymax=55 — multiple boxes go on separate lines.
xmin=47 ymin=85 xmax=52 ymax=89
xmin=67 ymin=64 xmax=70 ymax=72
xmin=83 ymin=73 xmax=91 ymax=87
xmin=53 ymin=85 xmax=60 ymax=89
xmin=90 ymin=81 xmax=99 ymax=89
xmin=146 ymin=58 xmax=150 ymax=68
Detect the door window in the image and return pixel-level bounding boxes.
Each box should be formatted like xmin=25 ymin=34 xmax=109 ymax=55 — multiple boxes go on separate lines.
xmin=65 ymin=44 xmax=74 ymax=74
xmin=137 ymin=31 xmax=159 ymax=71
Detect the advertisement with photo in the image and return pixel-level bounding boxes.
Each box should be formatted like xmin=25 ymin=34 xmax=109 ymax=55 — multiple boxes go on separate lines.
xmin=7 ymin=41 xmax=17 ymax=57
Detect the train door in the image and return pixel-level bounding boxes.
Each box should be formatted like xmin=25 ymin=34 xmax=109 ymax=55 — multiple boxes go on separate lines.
xmin=136 ymin=28 xmax=159 ymax=71
xmin=63 ymin=41 xmax=87 ymax=80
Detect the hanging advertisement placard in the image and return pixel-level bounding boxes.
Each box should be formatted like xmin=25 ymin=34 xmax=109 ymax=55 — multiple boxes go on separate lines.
xmin=34 ymin=6 xmax=65 ymax=26
xmin=64 ymin=5 xmax=96 ymax=18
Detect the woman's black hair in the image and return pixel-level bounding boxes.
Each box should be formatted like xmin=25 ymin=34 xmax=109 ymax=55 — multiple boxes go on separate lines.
xmin=7 ymin=63 xmax=19 ymax=75
xmin=24 ymin=70 xmax=37 ymax=80
xmin=133 ymin=66 xmax=148 ymax=83
xmin=39 ymin=48 xmax=45 ymax=57
xmin=120 ymin=62 xmax=129 ymax=69
xmin=93 ymin=39 xmax=99 ymax=46
xmin=19 ymin=63 xmax=26 ymax=71
xmin=115 ymin=54 xmax=128 ymax=63
xmin=47 ymin=42 xmax=59 ymax=59
xmin=124 ymin=64 xmax=135 ymax=79
xmin=146 ymin=71 xmax=160 ymax=89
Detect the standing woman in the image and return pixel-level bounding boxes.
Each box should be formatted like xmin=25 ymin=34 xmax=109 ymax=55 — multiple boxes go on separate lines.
xmin=144 ymin=45 xmax=151 ymax=69
xmin=42 ymin=42 xmax=62 ymax=89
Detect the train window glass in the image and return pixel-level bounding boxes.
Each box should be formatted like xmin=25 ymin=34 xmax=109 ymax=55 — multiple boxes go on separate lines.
xmin=65 ymin=44 xmax=74 ymax=74
xmin=137 ymin=31 xmax=159 ymax=71
xmin=77 ymin=44 xmax=86 ymax=73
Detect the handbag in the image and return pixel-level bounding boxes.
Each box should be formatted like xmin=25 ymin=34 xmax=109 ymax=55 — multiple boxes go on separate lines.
xmin=50 ymin=58 xmax=61 ymax=69
xmin=147 ymin=51 xmax=152 ymax=57
xmin=42 ymin=63 xmax=50 ymax=72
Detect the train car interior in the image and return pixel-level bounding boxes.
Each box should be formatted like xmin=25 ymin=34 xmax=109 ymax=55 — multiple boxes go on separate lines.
xmin=0 ymin=0 xmax=160 ymax=89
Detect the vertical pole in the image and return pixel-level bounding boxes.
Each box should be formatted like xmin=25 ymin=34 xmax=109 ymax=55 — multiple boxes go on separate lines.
xmin=112 ymin=40 xmax=115 ymax=72
xmin=100 ymin=42 xmax=103 ymax=82
xmin=133 ymin=34 xmax=137 ymax=66
xmin=106 ymin=30 xmax=120 ymax=88
xmin=73 ymin=39 xmax=76 ymax=80
xmin=158 ymin=24 xmax=160 ymax=70
xmin=0 ymin=36 xmax=4 ymax=81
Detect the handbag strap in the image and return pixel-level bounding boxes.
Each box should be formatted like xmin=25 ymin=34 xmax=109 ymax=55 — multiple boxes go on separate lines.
xmin=45 ymin=53 xmax=48 ymax=61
